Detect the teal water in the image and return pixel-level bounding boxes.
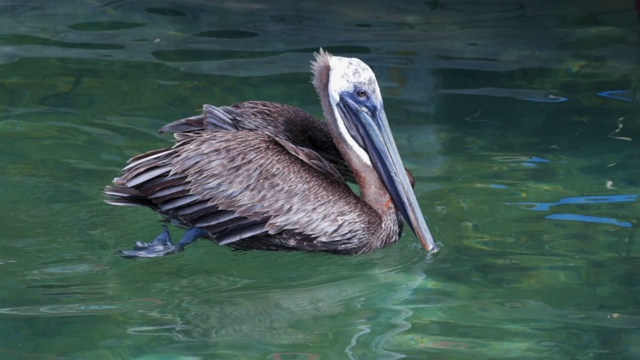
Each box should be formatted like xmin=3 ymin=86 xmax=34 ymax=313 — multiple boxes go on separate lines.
xmin=1 ymin=1 xmax=639 ymax=359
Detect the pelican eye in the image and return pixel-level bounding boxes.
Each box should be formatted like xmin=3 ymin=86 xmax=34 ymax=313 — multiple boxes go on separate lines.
xmin=356 ymin=89 xmax=368 ymax=99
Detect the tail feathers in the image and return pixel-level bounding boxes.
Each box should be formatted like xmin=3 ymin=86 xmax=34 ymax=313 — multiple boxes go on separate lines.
xmin=104 ymin=185 xmax=154 ymax=207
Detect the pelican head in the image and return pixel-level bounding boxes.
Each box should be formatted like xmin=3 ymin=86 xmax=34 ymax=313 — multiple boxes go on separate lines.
xmin=312 ymin=49 xmax=438 ymax=253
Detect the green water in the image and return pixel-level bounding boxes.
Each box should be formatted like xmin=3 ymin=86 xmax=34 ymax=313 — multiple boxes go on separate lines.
xmin=1 ymin=1 xmax=639 ymax=359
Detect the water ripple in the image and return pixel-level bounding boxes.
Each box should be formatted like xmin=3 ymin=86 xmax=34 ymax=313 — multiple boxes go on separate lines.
xmin=545 ymin=214 xmax=633 ymax=228
xmin=508 ymin=194 xmax=638 ymax=211
xmin=0 ymin=298 xmax=164 ymax=316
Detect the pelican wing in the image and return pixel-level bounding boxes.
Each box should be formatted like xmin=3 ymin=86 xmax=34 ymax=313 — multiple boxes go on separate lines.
xmin=158 ymin=102 xmax=355 ymax=183
xmin=106 ymin=130 xmax=378 ymax=252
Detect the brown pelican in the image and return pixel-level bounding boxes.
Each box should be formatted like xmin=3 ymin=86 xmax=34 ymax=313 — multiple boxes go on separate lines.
xmin=105 ymin=50 xmax=439 ymax=257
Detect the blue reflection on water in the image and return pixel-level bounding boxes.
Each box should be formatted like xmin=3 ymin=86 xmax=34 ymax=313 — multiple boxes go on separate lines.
xmin=546 ymin=214 xmax=633 ymax=228
xmin=508 ymin=194 xmax=638 ymax=211
xmin=487 ymin=184 xmax=509 ymax=189
xmin=493 ymin=156 xmax=553 ymax=168
xmin=527 ymin=156 xmax=551 ymax=163
xmin=597 ymin=90 xmax=634 ymax=102
xmin=508 ymin=194 xmax=637 ymax=228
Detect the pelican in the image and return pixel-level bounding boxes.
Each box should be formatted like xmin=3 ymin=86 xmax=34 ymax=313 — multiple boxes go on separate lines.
xmin=105 ymin=50 xmax=439 ymax=257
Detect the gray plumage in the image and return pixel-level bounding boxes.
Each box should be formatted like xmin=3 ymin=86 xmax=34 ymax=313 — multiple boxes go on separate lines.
xmin=106 ymin=101 xmax=400 ymax=254
xmin=105 ymin=50 xmax=439 ymax=255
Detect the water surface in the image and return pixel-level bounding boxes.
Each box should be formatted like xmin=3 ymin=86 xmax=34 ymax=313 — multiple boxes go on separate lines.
xmin=0 ymin=1 xmax=638 ymax=359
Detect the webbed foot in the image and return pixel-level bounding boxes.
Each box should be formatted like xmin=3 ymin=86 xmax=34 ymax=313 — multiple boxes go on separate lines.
xmin=119 ymin=225 xmax=207 ymax=258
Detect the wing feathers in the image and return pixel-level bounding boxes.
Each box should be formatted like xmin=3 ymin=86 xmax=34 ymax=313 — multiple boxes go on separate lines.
xmin=106 ymin=102 xmax=378 ymax=251
xmin=125 ymin=166 xmax=172 ymax=187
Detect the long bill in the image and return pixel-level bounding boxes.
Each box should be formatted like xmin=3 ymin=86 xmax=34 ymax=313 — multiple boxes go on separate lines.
xmin=337 ymin=96 xmax=439 ymax=253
